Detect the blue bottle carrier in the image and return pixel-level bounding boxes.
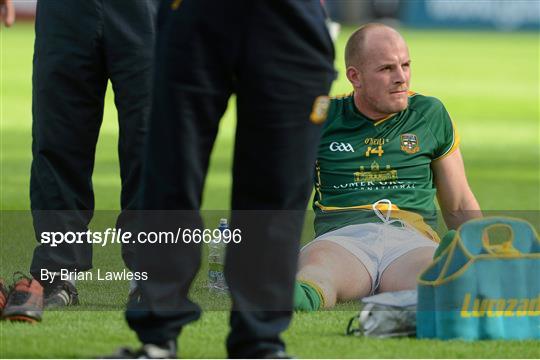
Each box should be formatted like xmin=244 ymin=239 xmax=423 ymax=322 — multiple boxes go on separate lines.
xmin=417 ymin=217 xmax=540 ymax=340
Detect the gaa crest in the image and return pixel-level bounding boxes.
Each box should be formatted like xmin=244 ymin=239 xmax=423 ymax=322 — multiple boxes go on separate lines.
xmin=400 ymin=133 xmax=419 ymax=154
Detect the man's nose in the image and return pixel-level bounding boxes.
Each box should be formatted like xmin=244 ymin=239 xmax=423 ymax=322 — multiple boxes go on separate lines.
xmin=394 ymin=67 xmax=406 ymax=84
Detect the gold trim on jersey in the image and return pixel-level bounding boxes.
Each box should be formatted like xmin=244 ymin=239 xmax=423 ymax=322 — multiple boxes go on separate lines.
xmin=433 ymin=119 xmax=461 ymax=161
xmin=314 ymin=201 xmax=440 ymax=242
xmin=373 ymin=113 xmax=397 ymax=126
xmin=315 ymin=161 xmax=323 ymax=201
xmin=330 ymin=92 xmax=354 ymax=100
xmin=372 ymin=90 xmax=416 ymax=126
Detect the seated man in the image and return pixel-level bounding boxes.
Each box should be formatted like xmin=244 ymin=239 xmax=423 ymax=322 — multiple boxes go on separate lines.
xmin=294 ymin=23 xmax=481 ymax=311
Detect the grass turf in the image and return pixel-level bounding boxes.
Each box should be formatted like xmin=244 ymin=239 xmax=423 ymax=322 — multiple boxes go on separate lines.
xmin=1 ymin=23 xmax=539 ymax=358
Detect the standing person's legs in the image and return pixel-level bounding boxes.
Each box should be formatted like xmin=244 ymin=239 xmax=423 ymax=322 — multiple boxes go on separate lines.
xmin=225 ymin=0 xmax=335 ymax=356
xmin=30 ymin=0 xmax=107 ymax=280
xmin=125 ymin=0 xmax=237 ymax=346
xmin=102 ymin=0 xmax=159 ymax=270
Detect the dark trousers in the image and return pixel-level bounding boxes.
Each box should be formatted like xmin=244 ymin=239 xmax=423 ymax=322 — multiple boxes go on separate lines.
xmin=30 ymin=0 xmax=159 ymax=278
xmin=126 ymin=0 xmax=335 ymax=357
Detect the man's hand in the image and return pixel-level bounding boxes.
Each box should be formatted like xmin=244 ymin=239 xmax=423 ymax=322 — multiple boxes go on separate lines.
xmin=432 ymin=148 xmax=482 ymax=230
xmin=1 ymin=0 xmax=15 ymax=27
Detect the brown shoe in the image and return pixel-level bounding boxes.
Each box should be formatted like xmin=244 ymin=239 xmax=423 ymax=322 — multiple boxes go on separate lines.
xmin=2 ymin=272 xmax=43 ymax=323
xmin=0 ymin=279 xmax=8 ymax=316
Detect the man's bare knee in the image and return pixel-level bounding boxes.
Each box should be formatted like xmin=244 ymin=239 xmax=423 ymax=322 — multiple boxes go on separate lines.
xmin=298 ymin=242 xmax=342 ymax=308
xmin=298 ymin=240 xmax=372 ymax=307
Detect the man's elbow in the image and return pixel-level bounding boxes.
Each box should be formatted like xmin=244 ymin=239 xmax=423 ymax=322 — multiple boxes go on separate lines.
xmin=443 ymin=193 xmax=482 ymax=229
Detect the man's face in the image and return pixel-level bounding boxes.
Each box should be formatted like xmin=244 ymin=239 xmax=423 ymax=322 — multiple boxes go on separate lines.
xmin=349 ymin=34 xmax=411 ymax=119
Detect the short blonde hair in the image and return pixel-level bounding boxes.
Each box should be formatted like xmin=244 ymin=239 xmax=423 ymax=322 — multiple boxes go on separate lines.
xmin=344 ymin=23 xmax=400 ymax=67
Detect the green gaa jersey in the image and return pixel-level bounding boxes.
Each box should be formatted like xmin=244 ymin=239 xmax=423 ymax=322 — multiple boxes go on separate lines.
xmin=313 ymin=91 xmax=459 ymax=240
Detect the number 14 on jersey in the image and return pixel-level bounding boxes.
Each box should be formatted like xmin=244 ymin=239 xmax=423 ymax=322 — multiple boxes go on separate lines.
xmin=365 ymin=145 xmax=384 ymax=157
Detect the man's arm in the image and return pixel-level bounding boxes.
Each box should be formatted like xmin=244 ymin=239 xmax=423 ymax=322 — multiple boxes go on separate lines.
xmin=432 ymin=148 xmax=482 ymax=230
xmin=1 ymin=0 xmax=15 ymax=27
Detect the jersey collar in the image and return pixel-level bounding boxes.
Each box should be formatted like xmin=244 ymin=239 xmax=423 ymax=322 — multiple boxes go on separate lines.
xmin=348 ymin=96 xmax=398 ymax=127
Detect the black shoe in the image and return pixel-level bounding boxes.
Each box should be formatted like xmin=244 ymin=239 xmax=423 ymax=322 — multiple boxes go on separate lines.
xmin=44 ymin=280 xmax=79 ymax=308
xmin=104 ymin=340 xmax=177 ymax=359
xmin=260 ymin=349 xmax=293 ymax=359
xmin=127 ymin=286 xmax=142 ymax=306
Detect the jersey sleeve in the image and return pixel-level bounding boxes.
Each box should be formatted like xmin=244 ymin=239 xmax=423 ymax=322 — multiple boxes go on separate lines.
xmin=429 ymin=100 xmax=460 ymax=160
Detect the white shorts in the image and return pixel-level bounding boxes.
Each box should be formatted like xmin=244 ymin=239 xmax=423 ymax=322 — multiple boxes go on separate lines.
xmin=302 ymin=223 xmax=437 ymax=293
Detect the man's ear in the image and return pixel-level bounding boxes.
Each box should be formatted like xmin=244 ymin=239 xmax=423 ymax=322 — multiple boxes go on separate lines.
xmin=346 ymin=66 xmax=361 ymax=88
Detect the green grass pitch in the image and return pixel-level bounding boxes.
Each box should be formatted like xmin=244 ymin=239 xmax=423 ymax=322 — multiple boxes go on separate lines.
xmin=1 ymin=23 xmax=539 ymax=358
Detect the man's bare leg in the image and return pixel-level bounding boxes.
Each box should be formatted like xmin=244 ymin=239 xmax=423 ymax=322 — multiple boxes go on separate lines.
xmin=297 ymin=239 xmax=372 ymax=309
xmin=378 ymin=247 xmax=435 ymax=293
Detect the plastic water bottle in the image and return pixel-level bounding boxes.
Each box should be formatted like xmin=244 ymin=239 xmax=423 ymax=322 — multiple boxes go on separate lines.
xmin=208 ymin=218 xmax=228 ymax=292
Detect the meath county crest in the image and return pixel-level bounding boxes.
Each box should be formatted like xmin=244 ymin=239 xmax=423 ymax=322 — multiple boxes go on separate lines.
xmin=400 ymin=134 xmax=419 ymax=154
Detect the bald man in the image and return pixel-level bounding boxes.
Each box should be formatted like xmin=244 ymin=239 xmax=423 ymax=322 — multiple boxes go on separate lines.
xmin=294 ymin=24 xmax=481 ymax=311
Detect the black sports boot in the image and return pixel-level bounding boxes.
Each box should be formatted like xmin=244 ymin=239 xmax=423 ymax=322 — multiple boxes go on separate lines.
xmin=44 ymin=279 xmax=79 ymax=308
xmin=104 ymin=340 xmax=177 ymax=359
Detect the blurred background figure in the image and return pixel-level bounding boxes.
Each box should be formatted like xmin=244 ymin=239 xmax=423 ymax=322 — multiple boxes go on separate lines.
xmin=9 ymin=0 xmax=540 ymax=30
xmin=325 ymin=0 xmax=539 ymax=31
xmin=29 ymin=0 xmax=159 ymax=307
xmin=1 ymin=0 xmax=15 ymax=27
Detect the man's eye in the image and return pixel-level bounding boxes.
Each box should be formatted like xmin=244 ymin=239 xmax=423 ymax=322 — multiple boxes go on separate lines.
xmin=402 ymin=63 xmax=410 ymax=68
